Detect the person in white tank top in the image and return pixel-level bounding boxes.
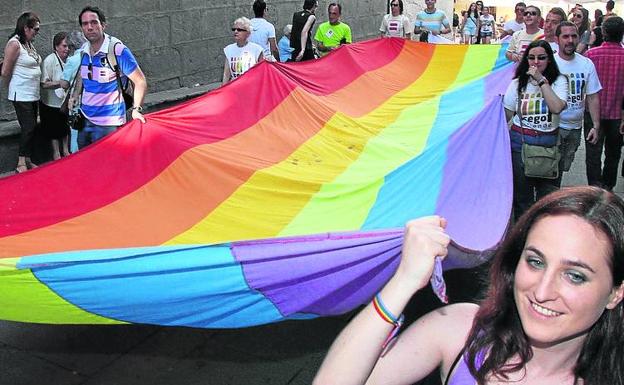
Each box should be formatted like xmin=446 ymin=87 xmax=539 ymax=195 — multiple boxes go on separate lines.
xmin=1 ymin=12 xmax=42 ymax=173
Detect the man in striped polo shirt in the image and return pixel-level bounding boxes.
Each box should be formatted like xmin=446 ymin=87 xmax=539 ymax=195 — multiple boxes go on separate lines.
xmin=75 ymin=6 xmax=147 ymax=149
xmin=414 ymin=0 xmax=451 ymax=38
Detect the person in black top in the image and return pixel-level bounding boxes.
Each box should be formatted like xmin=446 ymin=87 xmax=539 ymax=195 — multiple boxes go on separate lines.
xmin=291 ymin=0 xmax=318 ymax=61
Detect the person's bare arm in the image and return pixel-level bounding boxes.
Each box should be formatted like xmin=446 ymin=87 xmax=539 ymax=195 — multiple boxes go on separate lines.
xmin=296 ymin=15 xmax=317 ymax=61
xmin=585 ymin=92 xmax=601 ymax=144
xmin=1 ymin=40 xmax=20 ymax=87
xmin=222 ymin=59 xmax=231 ymax=85
xmin=126 ymin=67 xmax=147 ymax=123
xmin=269 ymin=37 xmax=280 ymax=62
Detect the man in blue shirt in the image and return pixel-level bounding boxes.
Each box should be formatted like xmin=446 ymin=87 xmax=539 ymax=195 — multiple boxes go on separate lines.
xmin=72 ymin=6 xmax=147 ymax=149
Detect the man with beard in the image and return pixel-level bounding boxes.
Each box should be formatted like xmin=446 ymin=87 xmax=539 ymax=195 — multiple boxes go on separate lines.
xmin=554 ymin=21 xmax=601 ymax=187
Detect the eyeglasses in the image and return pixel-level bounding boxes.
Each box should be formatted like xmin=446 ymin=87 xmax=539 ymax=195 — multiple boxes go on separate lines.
xmin=524 ymin=11 xmax=538 ymax=16
xmin=527 ymin=55 xmax=548 ymax=61
xmin=231 ymin=28 xmax=247 ymax=32
xmin=572 ymin=13 xmax=583 ymax=18
xmin=31 ymin=26 xmax=40 ymax=32
xmin=391 ymin=3 xmax=399 ymax=6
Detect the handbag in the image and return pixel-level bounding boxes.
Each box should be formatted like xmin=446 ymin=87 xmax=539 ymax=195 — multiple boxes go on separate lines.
xmin=521 ymin=143 xmax=560 ymax=179
xmin=516 ymin=95 xmax=560 ymax=179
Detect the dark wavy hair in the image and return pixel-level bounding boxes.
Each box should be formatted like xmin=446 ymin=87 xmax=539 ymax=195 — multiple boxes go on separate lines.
xmin=513 ymin=40 xmax=560 ymax=94
xmin=465 ymin=186 xmax=624 ymax=385
xmin=466 ymin=3 xmax=479 ymax=21
xmin=575 ymin=7 xmax=590 ymax=37
xmin=52 ymin=31 xmax=68 ymax=51
xmin=10 ymin=12 xmax=40 ymax=44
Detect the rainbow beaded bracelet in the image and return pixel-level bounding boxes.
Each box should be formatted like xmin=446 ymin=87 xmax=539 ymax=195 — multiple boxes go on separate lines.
xmin=372 ymin=293 xmax=405 ymax=352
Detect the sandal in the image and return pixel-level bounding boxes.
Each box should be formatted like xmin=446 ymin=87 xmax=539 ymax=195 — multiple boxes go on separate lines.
xmin=15 ymin=164 xmax=28 ymax=173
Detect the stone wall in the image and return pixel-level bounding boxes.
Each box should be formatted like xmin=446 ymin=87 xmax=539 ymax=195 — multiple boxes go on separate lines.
xmin=0 ymin=0 xmax=386 ymax=121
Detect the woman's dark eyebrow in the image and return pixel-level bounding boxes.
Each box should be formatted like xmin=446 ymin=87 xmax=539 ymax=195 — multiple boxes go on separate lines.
xmin=525 ymin=246 xmax=596 ymax=273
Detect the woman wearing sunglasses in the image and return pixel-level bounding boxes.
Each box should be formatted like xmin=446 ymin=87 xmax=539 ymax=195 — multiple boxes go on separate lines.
xmin=1 ymin=12 xmax=41 ymax=173
xmin=222 ymin=17 xmax=264 ymax=85
xmin=571 ymin=8 xmax=591 ymax=54
xmin=504 ymin=40 xmax=567 ymax=220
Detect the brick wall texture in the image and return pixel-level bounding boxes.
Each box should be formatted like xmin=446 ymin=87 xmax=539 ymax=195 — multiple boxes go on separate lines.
xmin=0 ymin=0 xmax=389 ymax=121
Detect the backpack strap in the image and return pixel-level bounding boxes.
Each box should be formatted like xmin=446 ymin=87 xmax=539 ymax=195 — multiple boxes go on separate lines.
xmin=106 ymin=37 xmax=129 ymax=101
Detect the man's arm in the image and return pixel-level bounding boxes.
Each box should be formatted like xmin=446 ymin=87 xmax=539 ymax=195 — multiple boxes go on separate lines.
xmin=585 ymin=92 xmax=601 ymax=144
xmin=268 ymin=37 xmax=280 ymax=62
xmin=126 ymin=67 xmax=147 ymax=123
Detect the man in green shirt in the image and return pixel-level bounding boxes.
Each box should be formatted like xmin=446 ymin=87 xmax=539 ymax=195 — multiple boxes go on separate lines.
xmin=314 ymin=3 xmax=352 ymax=57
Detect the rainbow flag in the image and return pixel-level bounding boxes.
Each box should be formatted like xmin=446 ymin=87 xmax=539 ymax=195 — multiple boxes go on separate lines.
xmin=0 ymin=39 xmax=513 ymax=328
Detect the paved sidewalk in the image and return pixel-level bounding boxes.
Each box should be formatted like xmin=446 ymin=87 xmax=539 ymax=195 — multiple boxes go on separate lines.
xmin=1 ymin=135 xmax=622 ymax=385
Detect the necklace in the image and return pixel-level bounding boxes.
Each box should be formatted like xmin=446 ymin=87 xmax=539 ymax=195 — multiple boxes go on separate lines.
xmin=22 ymin=42 xmax=40 ymax=64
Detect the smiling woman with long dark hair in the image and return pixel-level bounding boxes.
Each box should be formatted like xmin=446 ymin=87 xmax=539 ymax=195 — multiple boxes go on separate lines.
xmin=314 ymin=186 xmax=624 ymax=385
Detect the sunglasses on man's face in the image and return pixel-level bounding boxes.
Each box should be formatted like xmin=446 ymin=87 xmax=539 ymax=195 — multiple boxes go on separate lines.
xmin=524 ymin=11 xmax=538 ymax=16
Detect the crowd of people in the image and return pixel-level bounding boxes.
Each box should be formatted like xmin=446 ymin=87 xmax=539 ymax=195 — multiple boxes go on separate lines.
xmin=1 ymin=6 xmax=146 ymax=173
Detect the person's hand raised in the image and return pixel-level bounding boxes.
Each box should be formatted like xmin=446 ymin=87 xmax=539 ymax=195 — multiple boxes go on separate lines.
xmin=393 ymin=216 xmax=450 ymax=294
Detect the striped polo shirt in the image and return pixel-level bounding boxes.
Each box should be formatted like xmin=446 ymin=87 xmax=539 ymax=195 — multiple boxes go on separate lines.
xmin=415 ymin=9 xmax=450 ymax=34
xmin=80 ymin=34 xmax=138 ymax=127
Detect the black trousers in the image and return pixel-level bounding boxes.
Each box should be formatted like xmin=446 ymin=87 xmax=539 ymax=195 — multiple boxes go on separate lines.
xmin=12 ymin=101 xmax=39 ymax=158
xmin=584 ymin=116 xmax=623 ymax=190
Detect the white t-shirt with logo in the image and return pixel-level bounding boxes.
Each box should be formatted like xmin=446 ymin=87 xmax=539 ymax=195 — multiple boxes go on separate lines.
xmin=507 ymin=29 xmax=544 ymax=57
xmin=503 ymin=75 xmax=568 ymax=132
xmin=224 ymin=42 xmax=264 ymax=81
xmin=379 ymin=14 xmax=411 ymax=38
xmin=555 ymin=54 xmax=602 ymax=130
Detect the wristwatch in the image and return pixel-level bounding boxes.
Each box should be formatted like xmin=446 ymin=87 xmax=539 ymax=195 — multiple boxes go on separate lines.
xmin=130 ymin=106 xmax=143 ymax=112
xmin=537 ymin=78 xmax=548 ymax=87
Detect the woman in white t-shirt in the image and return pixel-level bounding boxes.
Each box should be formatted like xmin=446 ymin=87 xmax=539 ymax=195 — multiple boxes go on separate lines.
xmin=379 ymin=0 xmax=411 ymax=40
xmin=40 ymin=32 xmax=70 ymax=160
xmin=503 ymin=40 xmax=568 ymax=220
xmin=222 ymin=17 xmax=264 ymax=85
xmin=479 ymin=6 xmax=496 ymax=44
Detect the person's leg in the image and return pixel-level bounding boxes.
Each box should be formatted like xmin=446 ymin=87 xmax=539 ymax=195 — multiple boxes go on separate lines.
xmin=512 ymin=151 xmax=535 ymax=221
xmin=77 ymin=130 xmax=91 ymax=150
xmin=51 ymin=139 xmax=61 ymax=160
xmin=61 ymin=135 xmax=70 ymax=157
xmin=601 ymin=119 xmax=623 ymax=190
xmin=12 ymin=101 xmax=38 ymax=170
xmin=90 ymin=125 xmax=117 ymax=143
xmin=535 ymin=177 xmax=559 ymax=202
xmin=555 ymin=128 xmax=582 ymax=187
xmin=584 ymin=112 xmax=604 ymax=187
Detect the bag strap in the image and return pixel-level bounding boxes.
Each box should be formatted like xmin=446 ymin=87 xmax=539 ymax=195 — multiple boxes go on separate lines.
xmin=516 ymin=89 xmax=526 ymax=146
xmin=54 ymin=52 xmax=64 ymax=71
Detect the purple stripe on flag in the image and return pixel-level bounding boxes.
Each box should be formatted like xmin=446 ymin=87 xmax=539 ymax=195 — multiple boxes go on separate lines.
xmin=231 ymin=230 xmax=404 ymax=317
xmin=436 ymin=97 xmax=512 ymax=254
